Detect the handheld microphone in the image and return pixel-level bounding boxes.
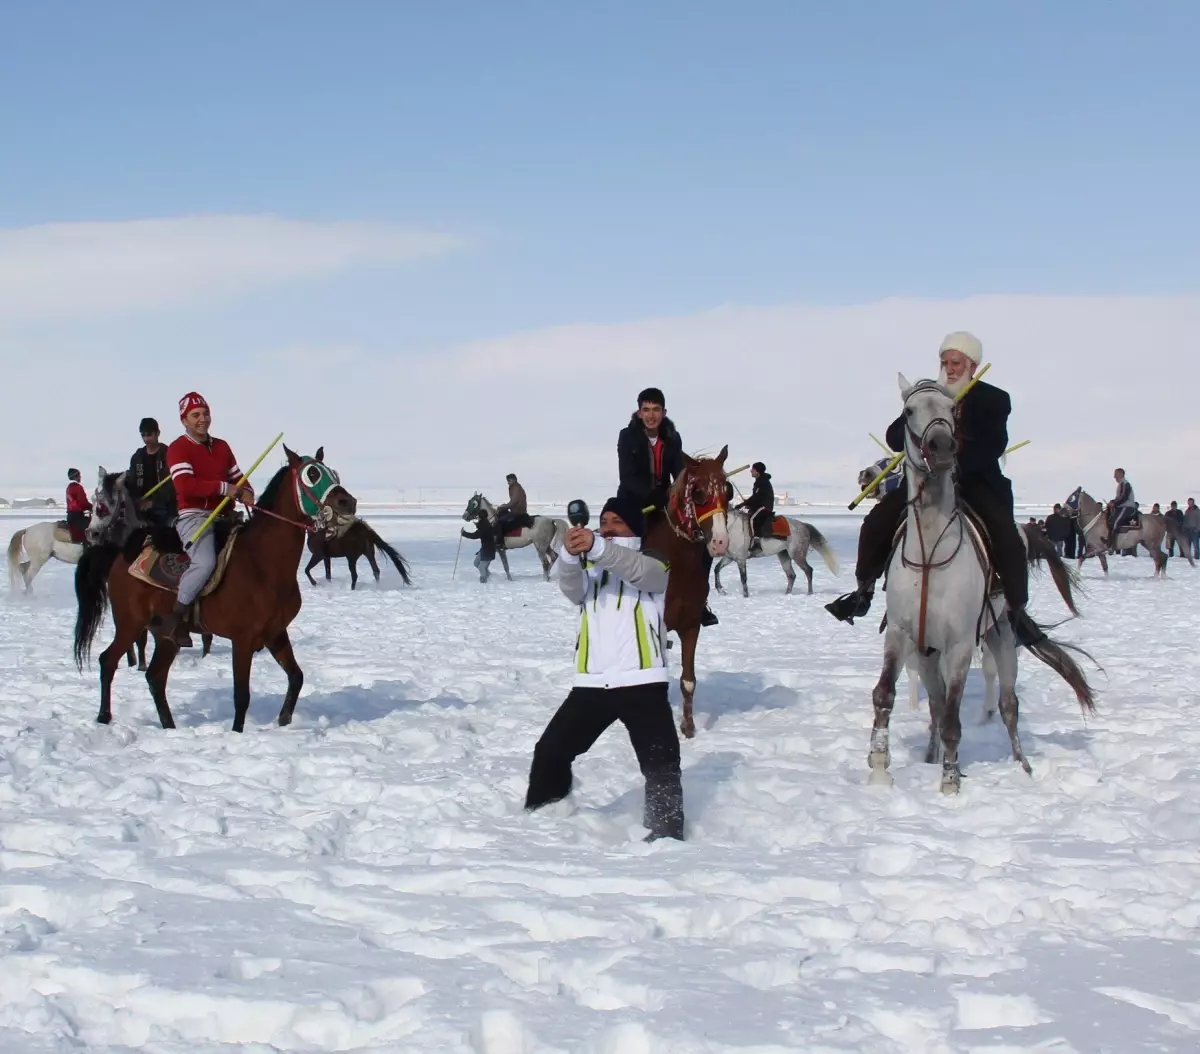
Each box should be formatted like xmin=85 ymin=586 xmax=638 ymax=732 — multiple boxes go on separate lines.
xmin=567 ymin=499 xmax=590 ymax=527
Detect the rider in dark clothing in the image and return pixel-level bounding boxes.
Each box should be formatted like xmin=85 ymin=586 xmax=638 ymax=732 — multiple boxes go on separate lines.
xmin=617 ymin=387 xmax=717 ymax=627
xmin=825 ymin=332 xmax=1046 ymax=648
xmin=128 ymin=417 xmax=176 ymax=526
xmin=738 ymin=463 xmax=775 ymax=553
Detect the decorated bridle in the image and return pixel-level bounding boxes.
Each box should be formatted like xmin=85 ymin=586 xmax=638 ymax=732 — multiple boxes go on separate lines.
xmin=666 ymin=464 xmax=728 ymax=543
xmin=251 ymin=457 xmax=347 ymax=535
xmin=902 ymin=380 xmax=958 ymax=476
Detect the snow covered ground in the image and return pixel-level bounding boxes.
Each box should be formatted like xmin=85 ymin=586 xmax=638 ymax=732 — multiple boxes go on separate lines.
xmin=2 ymin=507 xmax=1198 ymax=1053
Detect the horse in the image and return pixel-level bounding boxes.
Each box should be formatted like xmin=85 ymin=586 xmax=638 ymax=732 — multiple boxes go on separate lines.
xmin=6 ymin=467 xmax=110 ymax=592
xmin=713 ymin=507 xmax=839 ymax=596
xmin=642 ymin=446 xmax=731 ymax=738
xmin=305 ymin=518 xmax=412 ymax=589
xmin=857 ymin=458 xmax=903 ymax=500
xmin=461 ymin=493 xmax=566 ymax=581
xmin=869 ymin=376 xmax=1095 ymax=794
xmin=1065 ymin=487 xmax=1193 ymax=577
xmin=73 ymin=446 xmax=357 ymax=732
xmin=88 ymin=469 xmax=213 ymax=669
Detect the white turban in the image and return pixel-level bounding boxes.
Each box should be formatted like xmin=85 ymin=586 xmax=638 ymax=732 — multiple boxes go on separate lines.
xmin=939 ymin=331 xmax=983 ymax=365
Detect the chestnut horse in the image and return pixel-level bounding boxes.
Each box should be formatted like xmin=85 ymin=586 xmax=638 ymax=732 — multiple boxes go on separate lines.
xmin=643 ymin=445 xmax=731 ymax=738
xmin=73 ymin=447 xmax=357 ymax=732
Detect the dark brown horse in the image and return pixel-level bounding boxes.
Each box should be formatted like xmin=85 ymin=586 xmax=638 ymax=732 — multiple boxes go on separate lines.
xmin=643 ymin=445 xmax=731 ymax=738
xmin=74 ymin=447 xmax=357 ymax=732
xmin=304 ymin=518 xmax=411 ymax=589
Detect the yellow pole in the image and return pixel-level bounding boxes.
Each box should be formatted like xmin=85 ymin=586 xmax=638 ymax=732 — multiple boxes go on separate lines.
xmin=185 ymin=431 xmax=284 ymax=550
xmin=142 ymin=474 xmax=173 ymax=500
xmin=725 ymin=463 xmax=751 ymax=478
xmin=848 ymin=363 xmax=991 ymax=510
xmin=1004 ymin=439 xmax=1030 ymax=455
xmin=869 ymin=433 xmax=895 ymax=456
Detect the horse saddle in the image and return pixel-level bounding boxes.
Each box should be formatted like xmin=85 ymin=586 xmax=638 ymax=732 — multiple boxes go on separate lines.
xmin=128 ymin=522 xmax=242 ymax=596
xmin=501 ymin=514 xmax=534 ymax=537
xmin=54 ymin=520 xmax=86 ymax=545
xmin=769 ymin=515 xmax=790 ymax=540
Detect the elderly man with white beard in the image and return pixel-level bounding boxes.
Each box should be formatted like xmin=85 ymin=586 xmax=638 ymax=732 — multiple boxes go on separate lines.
xmin=825 ymin=331 xmax=1046 ymax=648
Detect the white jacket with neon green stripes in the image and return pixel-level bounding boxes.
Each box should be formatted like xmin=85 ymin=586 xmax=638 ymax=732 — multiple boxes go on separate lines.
xmin=559 ymin=535 xmax=669 ymax=689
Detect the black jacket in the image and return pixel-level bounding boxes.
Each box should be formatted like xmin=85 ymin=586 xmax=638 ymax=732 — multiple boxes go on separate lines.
xmin=741 ymin=473 xmax=774 ymax=517
xmin=886 ymin=380 xmax=1011 ymax=483
xmin=128 ymin=446 xmax=175 ymax=512
xmin=462 ymin=515 xmax=497 ymax=561
xmin=617 ymin=414 xmax=684 ymax=510
xmin=1044 ymin=511 xmax=1071 ymax=543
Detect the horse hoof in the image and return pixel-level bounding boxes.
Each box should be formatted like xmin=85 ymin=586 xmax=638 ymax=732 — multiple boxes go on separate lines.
xmin=278 ymin=716 xmax=292 ymax=727
xmin=868 ymin=750 xmax=890 ymax=771
xmin=868 ymin=766 xmax=894 ymax=787
xmin=1019 ymin=758 xmax=1032 ymax=776
xmin=138 ymin=664 xmax=148 ymax=672
xmin=679 ymin=720 xmax=695 ymax=739
xmin=96 ymin=714 xmax=112 ymax=725
xmin=940 ymin=774 xmax=961 ymax=795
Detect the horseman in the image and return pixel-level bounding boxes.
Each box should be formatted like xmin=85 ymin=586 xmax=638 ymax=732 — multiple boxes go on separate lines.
xmin=825 ymin=331 xmax=1046 ymax=648
xmin=128 ymin=417 xmax=175 ymax=527
xmin=737 ymin=462 xmax=775 ymax=554
xmin=617 ymin=386 xmax=717 ymax=627
xmin=493 ymin=472 xmax=530 ymax=543
xmin=65 ymin=468 xmax=93 ymax=544
xmin=1108 ymin=467 xmax=1137 ymax=543
xmin=159 ymin=392 xmax=254 ymax=643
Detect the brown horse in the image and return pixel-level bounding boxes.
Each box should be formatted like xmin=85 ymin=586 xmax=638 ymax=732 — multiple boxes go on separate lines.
xmin=304 ymin=518 xmax=412 ymax=590
xmin=643 ymin=445 xmax=731 ymax=738
xmin=73 ymin=447 xmax=357 ymax=732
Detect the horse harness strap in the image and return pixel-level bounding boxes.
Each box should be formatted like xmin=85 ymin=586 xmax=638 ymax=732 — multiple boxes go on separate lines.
xmin=899 ymin=479 xmax=966 ymax=654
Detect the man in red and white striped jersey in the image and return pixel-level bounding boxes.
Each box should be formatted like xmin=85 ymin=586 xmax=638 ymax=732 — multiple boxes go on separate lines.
xmin=161 ymin=392 xmax=254 ymax=641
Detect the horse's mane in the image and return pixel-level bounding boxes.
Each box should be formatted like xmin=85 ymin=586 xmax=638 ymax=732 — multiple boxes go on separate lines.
xmin=253 ymin=463 xmax=292 ymax=514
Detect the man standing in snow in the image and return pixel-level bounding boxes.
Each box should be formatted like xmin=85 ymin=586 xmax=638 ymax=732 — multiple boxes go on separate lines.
xmin=524 ymin=494 xmax=684 ymax=842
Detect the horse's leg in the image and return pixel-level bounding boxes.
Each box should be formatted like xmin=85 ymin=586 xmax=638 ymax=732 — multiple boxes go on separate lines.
xmin=230 ymin=642 xmax=255 ymax=734
xmin=324 ymin=554 xmax=332 ymax=582
xmin=366 ymin=546 xmax=381 ymax=582
xmin=777 ymin=552 xmax=795 ymax=595
xmin=800 ymin=554 xmax=814 ymax=595
xmin=679 ymin=624 xmax=700 ymax=739
xmin=939 ymin=643 xmax=974 ymax=794
xmin=500 ymin=546 xmax=513 ymax=582
xmin=126 ymin=643 xmax=137 ymax=668
xmin=713 ymin=556 xmax=728 ymax=595
xmin=987 ymin=625 xmax=1030 ymax=775
xmin=739 ymin=559 xmax=749 ymax=599
xmin=135 ymin=629 xmax=149 ymax=671
xmin=348 ymin=556 xmax=359 ymax=590
xmin=97 ymin=623 xmax=142 ymax=726
xmin=144 ymin=633 xmax=180 ymax=730
xmin=202 ymin=633 xmax=213 ymax=658
xmin=981 ymin=644 xmax=998 ymax=723
xmin=916 ymin=651 xmax=946 ymax=765
xmin=869 ymin=627 xmax=905 ymax=781
xmin=268 ymin=630 xmax=304 ymax=727
xmin=538 ymin=540 xmax=552 ymax=582
xmin=303 ymin=553 xmax=321 ymax=585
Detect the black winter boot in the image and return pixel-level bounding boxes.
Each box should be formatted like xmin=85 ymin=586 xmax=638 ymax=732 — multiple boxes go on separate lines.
xmin=825 ymin=583 xmax=874 ymax=624
xmin=642 ymin=767 xmax=684 ymax=841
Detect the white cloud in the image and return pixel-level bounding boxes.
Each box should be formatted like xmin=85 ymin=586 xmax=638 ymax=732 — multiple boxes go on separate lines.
xmin=3 ymin=293 xmax=1199 ymax=508
xmin=0 ymin=215 xmax=466 ymax=322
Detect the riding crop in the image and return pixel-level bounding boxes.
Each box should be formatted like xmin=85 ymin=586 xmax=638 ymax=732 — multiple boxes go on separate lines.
xmin=185 ymin=431 xmax=285 ymax=550
xmin=847 ymin=362 xmax=992 ymax=511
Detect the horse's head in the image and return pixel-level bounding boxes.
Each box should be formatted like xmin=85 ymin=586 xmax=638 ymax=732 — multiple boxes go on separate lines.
xmin=1063 ymin=486 xmax=1083 ymax=515
xmin=898 ymin=374 xmax=958 ymax=476
xmin=669 ymin=445 xmax=730 ymax=557
xmin=86 ymin=468 xmax=128 ymax=544
xmin=285 ymin=445 xmax=356 ymax=526
xmin=463 ymin=493 xmax=483 ymax=522
xmin=858 ymin=462 xmax=884 ymax=493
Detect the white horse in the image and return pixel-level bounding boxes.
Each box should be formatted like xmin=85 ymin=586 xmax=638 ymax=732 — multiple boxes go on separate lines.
xmin=7 ymin=467 xmax=109 ymax=593
xmin=869 ymin=376 xmax=1095 ymax=794
xmin=461 ymin=493 xmax=568 ymax=582
xmin=713 ymin=508 xmax=839 ymax=596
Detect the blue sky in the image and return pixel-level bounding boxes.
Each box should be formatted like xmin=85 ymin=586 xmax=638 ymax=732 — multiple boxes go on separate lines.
xmin=2 ymin=3 xmax=1198 ymax=497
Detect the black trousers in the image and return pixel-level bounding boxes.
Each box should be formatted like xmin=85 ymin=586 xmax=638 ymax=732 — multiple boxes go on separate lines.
xmin=855 ymin=475 xmax=1029 ymax=611
xmin=66 ymin=509 xmax=89 ymax=541
xmin=525 ymin=683 xmax=684 ymax=839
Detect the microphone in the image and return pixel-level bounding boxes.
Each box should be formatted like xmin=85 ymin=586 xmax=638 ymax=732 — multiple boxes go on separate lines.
xmin=567 ymin=499 xmax=590 ymax=565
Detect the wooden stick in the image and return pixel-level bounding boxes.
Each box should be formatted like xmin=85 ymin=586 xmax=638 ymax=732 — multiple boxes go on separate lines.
xmin=185 ymin=431 xmax=284 ymax=550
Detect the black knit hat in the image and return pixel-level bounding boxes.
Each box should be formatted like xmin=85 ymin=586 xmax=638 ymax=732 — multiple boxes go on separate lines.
xmin=68 ymin=468 xmax=80 ymax=479
xmin=637 ymin=387 xmax=666 ymax=408
xmin=600 ymin=495 xmax=646 ymax=537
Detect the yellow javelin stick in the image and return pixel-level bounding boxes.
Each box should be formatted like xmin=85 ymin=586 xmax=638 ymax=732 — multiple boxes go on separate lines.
xmin=185 ymin=431 xmax=284 ymax=550
xmin=848 ymin=362 xmax=992 ymax=511
xmin=142 ymin=473 xmax=173 ymax=500
xmin=1004 ymin=439 xmax=1030 ymax=455
xmin=869 ymin=433 xmax=895 ymax=456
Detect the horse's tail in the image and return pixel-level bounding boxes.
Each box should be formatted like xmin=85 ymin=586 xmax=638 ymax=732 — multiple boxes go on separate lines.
xmin=365 ymin=526 xmax=412 ymax=585
xmin=1022 ymin=524 xmax=1081 ymax=617
xmin=7 ymin=529 xmax=26 ymax=591
xmin=74 ymin=543 xmax=121 ymax=670
xmin=802 ymin=522 xmax=840 ymax=577
xmin=1025 ymin=627 xmax=1098 ymax=715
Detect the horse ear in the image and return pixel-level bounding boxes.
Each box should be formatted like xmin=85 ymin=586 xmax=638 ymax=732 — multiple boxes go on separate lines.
xmin=97 ymin=465 xmax=106 ymax=479
xmin=283 ymin=444 xmax=301 ymax=468
xmin=315 ymin=446 xmax=324 ymax=462
xmin=716 ymin=444 xmax=728 ymax=466
xmin=898 ymin=372 xmax=913 ymax=398
xmin=683 ymin=452 xmax=698 ymax=469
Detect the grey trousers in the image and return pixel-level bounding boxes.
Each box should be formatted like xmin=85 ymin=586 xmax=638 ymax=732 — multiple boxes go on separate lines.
xmin=175 ymin=509 xmax=216 ymax=605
